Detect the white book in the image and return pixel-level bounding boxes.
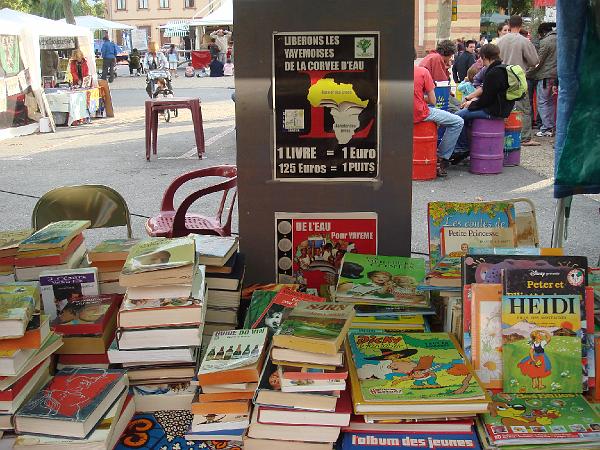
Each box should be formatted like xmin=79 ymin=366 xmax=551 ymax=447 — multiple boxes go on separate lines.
xmin=39 ymin=267 xmax=99 ymax=320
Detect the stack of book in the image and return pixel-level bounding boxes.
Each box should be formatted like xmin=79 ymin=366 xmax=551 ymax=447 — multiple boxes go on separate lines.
xmin=186 ymin=328 xmax=268 ymax=442
xmin=0 ymin=283 xmax=63 ymax=435
xmin=108 ymin=237 xmax=204 ymax=412
xmin=0 ymin=230 xmax=33 ymax=282
xmin=14 ymin=221 xmax=90 ymax=282
xmin=13 ymin=368 xmax=134 ymax=450
xmin=88 ymin=239 xmax=139 ymax=295
xmin=194 ymin=235 xmax=245 ymax=341
xmin=246 ymin=301 xmax=355 ymax=449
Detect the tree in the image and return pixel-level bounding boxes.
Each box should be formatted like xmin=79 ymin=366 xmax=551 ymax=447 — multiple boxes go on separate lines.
xmin=62 ymin=0 xmax=75 ymax=23
xmin=481 ymin=0 xmax=533 ymax=15
xmin=436 ymin=0 xmax=453 ymax=43
xmin=0 ymin=0 xmax=30 ymax=11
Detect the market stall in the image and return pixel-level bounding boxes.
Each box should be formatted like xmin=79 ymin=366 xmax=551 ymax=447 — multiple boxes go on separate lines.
xmin=188 ymin=0 xmax=233 ymax=69
xmin=0 ymin=8 xmax=98 ymax=130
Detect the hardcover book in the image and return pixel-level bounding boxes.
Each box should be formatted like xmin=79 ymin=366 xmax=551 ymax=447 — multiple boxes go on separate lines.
xmin=52 ymin=294 xmax=120 ymax=336
xmin=427 ymin=201 xmax=516 ymax=269
xmin=336 ymin=254 xmax=427 ymax=306
xmin=18 ymin=221 xmax=90 ymax=251
xmin=501 ymin=294 xmax=582 ymax=393
xmin=39 ymin=268 xmax=99 ymax=321
xmin=440 ymin=226 xmax=516 ymax=258
xmin=199 ymin=328 xmax=268 ymax=375
xmin=273 ymin=302 xmax=355 ymax=355
xmin=481 ymin=392 xmax=600 ymax=447
xmin=346 ymin=329 xmax=487 ymax=411
xmin=192 ymin=234 xmax=239 ymax=266
xmin=121 ymin=237 xmax=195 ymax=275
xmin=88 ymin=239 xmax=139 ymax=262
xmin=251 ymin=288 xmax=326 ymax=334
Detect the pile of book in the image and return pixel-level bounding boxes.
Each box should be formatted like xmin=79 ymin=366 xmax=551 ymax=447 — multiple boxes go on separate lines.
xmin=88 ymin=239 xmax=139 ymax=295
xmin=195 ymin=235 xmax=245 ymax=344
xmin=108 ymin=236 xmax=204 ymax=412
xmin=12 ymin=367 xmax=134 ymax=449
xmin=0 ymin=230 xmax=33 ymax=283
xmin=246 ymin=301 xmax=355 ymax=449
xmin=14 ymin=221 xmax=90 ymax=282
xmin=0 ymin=283 xmax=63 ymax=436
xmin=186 ymin=328 xmax=268 ymax=443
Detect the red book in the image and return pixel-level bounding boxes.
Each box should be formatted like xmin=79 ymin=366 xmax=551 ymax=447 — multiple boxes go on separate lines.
xmin=0 ymin=256 xmax=15 ymax=265
xmin=57 ymin=353 xmax=110 ymax=366
xmin=251 ymin=288 xmax=326 ymax=329
xmin=0 ymin=360 xmax=47 ymax=402
xmin=52 ymin=294 xmax=122 ymax=336
xmin=15 ymin=234 xmax=84 ymax=267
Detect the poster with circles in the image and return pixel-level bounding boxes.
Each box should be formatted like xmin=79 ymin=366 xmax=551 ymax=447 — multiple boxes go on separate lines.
xmin=275 ymin=212 xmax=377 ymax=294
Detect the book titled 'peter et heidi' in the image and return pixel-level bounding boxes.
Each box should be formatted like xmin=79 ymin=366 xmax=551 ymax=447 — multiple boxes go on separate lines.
xmin=14 ymin=368 xmax=127 ymax=439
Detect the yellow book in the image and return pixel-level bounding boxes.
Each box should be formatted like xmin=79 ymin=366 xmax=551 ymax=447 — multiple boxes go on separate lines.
xmin=352 ymin=314 xmax=424 ymax=325
xmin=18 ymin=221 xmax=90 ymax=252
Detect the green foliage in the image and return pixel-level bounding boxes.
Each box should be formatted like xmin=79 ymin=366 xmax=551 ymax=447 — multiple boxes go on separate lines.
xmin=0 ymin=0 xmax=30 ymax=11
xmin=481 ymin=0 xmax=534 ymax=15
xmin=26 ymin=0 xmax=105 ymax=20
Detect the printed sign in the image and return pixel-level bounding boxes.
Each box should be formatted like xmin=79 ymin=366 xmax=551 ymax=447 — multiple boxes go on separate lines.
xmin=273 ymin=32 xmax=379 ymax=181
xmin=275 ymin=212 xmax=377 ymax=293
xmin=39 ymin=36 xmax=76 ymax=50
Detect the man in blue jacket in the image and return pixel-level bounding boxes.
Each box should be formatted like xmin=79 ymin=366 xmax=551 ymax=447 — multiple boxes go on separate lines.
xmin=100 ymin=36 xmax=119 ymax=82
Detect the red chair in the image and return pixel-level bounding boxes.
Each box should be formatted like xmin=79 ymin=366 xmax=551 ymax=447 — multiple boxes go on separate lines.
xmin=145 ymin=166 xmax=237 ymax=238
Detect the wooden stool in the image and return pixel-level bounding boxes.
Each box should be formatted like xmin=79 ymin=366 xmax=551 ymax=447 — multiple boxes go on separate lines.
xmin=144 ymin=97 xmax=205 ymax=161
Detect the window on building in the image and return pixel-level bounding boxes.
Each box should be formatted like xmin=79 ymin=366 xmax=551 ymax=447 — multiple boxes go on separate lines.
xmin=116 ymin=0 xmax=126 ymax=10
xmin=184 ymin=0 xmax=194 ymax=8
xmin=138 ymin=0 xmax=148 ymax=8
xmin=159 ymin=0 xmax=169 ymax=8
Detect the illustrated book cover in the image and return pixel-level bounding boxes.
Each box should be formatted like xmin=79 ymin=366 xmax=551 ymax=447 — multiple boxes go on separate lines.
xmin=121 ymin=237 xmax=195 ymax=275
xmin=18 ymin=221 xmax=90 ymax=251
xmin=0 ymin=229 xmax=33 ymax=260
xmin=39 ymin=268 xmax=99 ymax=321
xmin=336 ymin=253 xmax=427 ymax=306
xmin=198 ymin=328 xmax=268 ymax=375
xmin=440 ymin=226 xmax=516 ymax=258
xmin=51 ymin=294 xmax=121 ymax=336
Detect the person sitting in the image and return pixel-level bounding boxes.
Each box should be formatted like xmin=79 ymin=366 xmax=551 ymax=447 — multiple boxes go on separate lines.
xmin=69 ymin=49 xmax=89 ymax=87
xmin=414 ymin=50 xmax=464 ymax=178
xmin=129 ymin=48 xmax=141 ymax=76
xmin=185 ymin=62 xmax=195 ymax=78
xmin=457 ymin=66 xmax=478 ymax=100
xmin=223 ymin=58 xmax=234 ymax=76
xmin=153 ymin=78 xmax=172 ymax=98
xmin=454 ymin=44 xmax=516 ymax=152
xmin=209 ymin=56 xmax=224 ymax=77
xmin=419 ymin=40 xmax=456 ymax=82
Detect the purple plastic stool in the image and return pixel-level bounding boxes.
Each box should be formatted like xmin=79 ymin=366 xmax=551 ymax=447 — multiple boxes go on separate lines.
xmin=469 ymin=118 xmax=505 ymax=174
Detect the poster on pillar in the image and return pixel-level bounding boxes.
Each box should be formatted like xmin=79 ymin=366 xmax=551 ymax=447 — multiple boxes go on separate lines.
xmin=273 ymin=32 xmax=379 ymax=181
xmin=275 ymin=212 xmax=378 ymax=295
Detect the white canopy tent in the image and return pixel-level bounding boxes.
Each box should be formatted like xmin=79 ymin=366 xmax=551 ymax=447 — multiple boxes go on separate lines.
xmin=59 ymin=15 xmax=135 ymax=31
xmin=189 ymin=0 xmax=233 ymax=26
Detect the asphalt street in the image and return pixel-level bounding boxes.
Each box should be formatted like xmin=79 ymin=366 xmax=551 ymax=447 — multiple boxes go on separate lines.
xmin=0 ymin=65 xmax=598 ymax=265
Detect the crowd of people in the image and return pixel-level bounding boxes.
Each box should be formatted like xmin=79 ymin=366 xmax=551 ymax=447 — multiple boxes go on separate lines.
xmin=414 ymin=15 xmax=557 ymax=178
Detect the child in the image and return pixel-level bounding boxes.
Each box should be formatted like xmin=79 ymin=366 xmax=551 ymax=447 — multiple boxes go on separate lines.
xmin=223 ymin=58 xmax=234 ymax=76
xmin=153 ymin=78 xmax=169 ymax=98
xmin=167 ymin=44 xmax=178 ymax=78
xmin=185 ymin=62 xmax=195 ymax=78
xmin=129 ymin=48 xmax=141 ymax=76
xmin=457 ymin=66 xmax=477 ymax=100
xmin=517 ymin=330 xmax=552 ymax=390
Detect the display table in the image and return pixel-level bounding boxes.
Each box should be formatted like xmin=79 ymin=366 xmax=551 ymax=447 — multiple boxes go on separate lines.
xmin=45 ymin=87 xmax=104 ymax=126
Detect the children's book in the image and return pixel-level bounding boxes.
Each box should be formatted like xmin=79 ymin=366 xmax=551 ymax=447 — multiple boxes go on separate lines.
xmin=18 ymin=221 xmax=90 ymax=251
xmin=342 ymin=430 xmax=482 ymax=450
xmin=501 ymin=294 xmax=582 ymax=393
xmin=336 ymin=254 xmax=427 ymax=306
xmin=440 ymin=226 xmax=516 ymax=258
xmin=273 ymin=302 xmax=355 ymax=355
xmin=427 ymin=201 xmax=516 ymax=269
xmin=250 ymin=288 xmax=326 ymax=334
xmin=198 ymin=328 xmax=268 ymax=375
xmin=121 ymin=237 xmax=195 ymax=275
xmin=39 ymin=268 xmax=99 ymax=321
xmin=470 ymin=284 xmax=503 ymax=389
xmin=346 ymin=329 xmax=488 ymax=412
xmin=0 ymin=291 xmax=36 ymax=339
xmin=481 ymin=392 xmax=600 ymax=446
xmin=88 ymin=239 xmax=140 ymax=262
xmin=353 ymin=303 xmax=435 ymax=317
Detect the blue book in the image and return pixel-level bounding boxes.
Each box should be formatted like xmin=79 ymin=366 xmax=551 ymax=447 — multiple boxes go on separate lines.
xmin=342 ymin=430 xmax=481 ymax=450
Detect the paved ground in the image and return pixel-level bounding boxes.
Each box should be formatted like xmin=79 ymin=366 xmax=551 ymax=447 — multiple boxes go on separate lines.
xmin=0 ymin=65 xmax=598 ymax=264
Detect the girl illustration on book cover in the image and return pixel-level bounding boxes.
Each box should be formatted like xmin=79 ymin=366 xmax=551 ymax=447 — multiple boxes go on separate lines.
xmin=517 ymin=330 xmax=552 ymax=389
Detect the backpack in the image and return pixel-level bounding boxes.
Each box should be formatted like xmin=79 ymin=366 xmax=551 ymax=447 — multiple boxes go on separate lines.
xmin=504 ymin=64 xmax=527 ymax=100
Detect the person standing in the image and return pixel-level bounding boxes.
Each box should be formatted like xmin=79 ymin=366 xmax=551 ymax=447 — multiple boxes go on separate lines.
xmin=167 ymin=44 xmax=178 ymax=78
xmin=527 ymin=23 xmax=557 ymax=137
xmin=210 ymin=29 xmax=231 ymax=63
xmin=129 ymin=48 xmax=141 ymax=76
xmin=491 ymin=22 xmax=509 ymax=44
xmin=100 ymin=36 xmax=119 ymax=82
xmin=69 ymin=49 xmax=89 ymax=86
xmin=419 ymin=40 xmax=456 ymax=82
xmin=452 ymin=39 xmax=477 ymax=83
xmin=497 ymin=15 xmax=540 ymax=145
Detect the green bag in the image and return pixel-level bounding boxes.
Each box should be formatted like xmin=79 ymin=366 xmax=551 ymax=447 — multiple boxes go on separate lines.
xmin=504 ymin=64 xmax=527 ymax=100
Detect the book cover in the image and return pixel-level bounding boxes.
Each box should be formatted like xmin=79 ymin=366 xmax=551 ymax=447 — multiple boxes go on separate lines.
xmin=40 ymin=268 xmax=99 ymax=321
xmin=347 ymin=329 xmax=486 ymax=403
xmin=342 ymin=430 xmax=481 ymax=450
xmin=276 ymin=301 xmax=354 ymax=343
xmin=52 ymin=294 xmax=120 ymax=335
xmin=0 ymin=292 xmax=35 ymax=328
xmin=0 ymin=283 xmax=40 ymax=311
xmin=251 ymin=288 xmax=326 ymax=334
xmin=275 ymin=212 xmax=378 ymax=291
xmin=198 ymin=328 xmax=268 ymax=375
xmin=336 ymin=254 xmax=427 ymax=306
xmin=427 ymin=201 xmax=516 ymax=269
xmin=88 ymin=239 xmax=139 ymax=262
xmin=440 ymin=226 xmax=516 ymax=258
xmin=16 ymin=368 xmax=125 ymax=422
xmin=0 ymin=229 xmax=33 ymax=255
xmin=18 ymin=221 xmax=90 ymax=251
xmin=192 ymin=235 xmax=239 ymax=263
xmin=482 ymin=392 xmax=600 ymax=445
xmin=470 ymin=284 xmax=503 ymax=389
xmin=501 ymin=294 xmax=582 ymax=393
xmin=15 ymin=235 xmax=84 ymax=267
xmin=121 ymin=237 xmax=195 ymax=275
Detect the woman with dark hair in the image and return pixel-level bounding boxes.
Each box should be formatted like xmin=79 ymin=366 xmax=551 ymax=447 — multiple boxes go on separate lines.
xmin=454 ymin=44 xmax=515 ymax=151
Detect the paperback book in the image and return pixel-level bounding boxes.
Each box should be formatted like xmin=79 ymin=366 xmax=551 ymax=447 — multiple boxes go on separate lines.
xmin=0 ymin=229 xmax=33 ymax=260
xmin=440 ymin=226 xmax=516 ymax=258
xmin=121 ymin=237 xmax=195 ymax=275
xmin=192 ymin=234 xmax=239 ymax=266
xmin=18 ymin=221 xmax=90 ymax=251
xmin=342 ymin=430 xmax=482 ymax=450
xmin=39 ymin=268 xmax=99 ymax=320
xmin=51 ymin=294 xmax=120 ymax=336
xmin=199 ymin=328 xmax=268 ymax=375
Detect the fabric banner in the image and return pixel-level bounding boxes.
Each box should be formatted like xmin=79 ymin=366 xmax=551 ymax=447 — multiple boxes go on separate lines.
xmin=5 ymin=76 xmax=20 ymax=96
xmin=0 ymin=79 xmax=6 ymax=112
xmin=0 ymin=34 xmax=21 ymax=76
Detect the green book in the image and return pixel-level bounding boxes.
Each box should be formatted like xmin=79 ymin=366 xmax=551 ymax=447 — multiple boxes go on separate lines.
xmin=0 ymin=291 xmax=36 ymax=338
xmin=121 ymin=237 xmax=195 ymax=275
xmin=18 ymin=221 xmax=90 ymax=251
xmin=0 ymin=229 xmax=33 ymax=253
xmin=0 ymin=283 xmax=41 ymax=312
xmin=336 ymin=253 xmax=428 ymax=307
xmin=88 ymin=239 xmax=140 ymax=262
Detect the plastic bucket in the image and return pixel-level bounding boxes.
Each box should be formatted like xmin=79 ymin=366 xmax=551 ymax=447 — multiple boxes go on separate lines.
xmin=469 ymin=118 xmax=505 ymax=174
xmin=434 ymin=81 xmax=451 ymax=111
xmin=39 ymin=117 xmax=51 ymax=133
xmin=413 ymin=121 xmax=437 ymax=180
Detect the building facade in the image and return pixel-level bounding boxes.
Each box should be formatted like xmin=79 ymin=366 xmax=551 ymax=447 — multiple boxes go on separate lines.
xmin=414 ymin=0 xmax=482 ymax=55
